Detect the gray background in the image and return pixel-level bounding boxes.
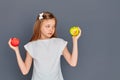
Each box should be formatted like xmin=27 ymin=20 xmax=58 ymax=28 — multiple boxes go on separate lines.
xmin=0 ymin=0 xmax=120 ymax=80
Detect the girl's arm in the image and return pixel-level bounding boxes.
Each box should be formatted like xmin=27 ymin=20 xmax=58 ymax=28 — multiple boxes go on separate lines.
xmin=62 ymin=27 xmax=81 ymax=67
xmin=8 ymin=39 xmax=32 ymax=75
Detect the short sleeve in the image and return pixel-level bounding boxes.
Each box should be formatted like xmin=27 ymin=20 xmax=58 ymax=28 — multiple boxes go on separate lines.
xmin=59 ymin=39 xmax=68 ymax=55
xmin=24 ymin=42 xmax=34 ymax=58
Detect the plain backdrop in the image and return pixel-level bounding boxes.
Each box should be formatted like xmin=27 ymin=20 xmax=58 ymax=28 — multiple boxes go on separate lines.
xmin=0 ymin=0 xmax=120 ymax=80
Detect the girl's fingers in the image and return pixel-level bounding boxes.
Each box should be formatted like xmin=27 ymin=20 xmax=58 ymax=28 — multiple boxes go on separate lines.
xmin=8 ymin=38 xmax=12 ymax=46
xmin=8 ymin=38 xmax=14 ymax=48
xmin=8 ymin=38 xmax=10 ymax=45
xmin=78 ymin=27 xmax=81 ymax=36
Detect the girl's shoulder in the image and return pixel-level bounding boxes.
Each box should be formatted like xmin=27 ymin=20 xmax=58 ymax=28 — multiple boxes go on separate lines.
xmin=24 ymin=40 xmax=37 ymax=47
xmin=24 ymin=38 xmax=67 ymax=46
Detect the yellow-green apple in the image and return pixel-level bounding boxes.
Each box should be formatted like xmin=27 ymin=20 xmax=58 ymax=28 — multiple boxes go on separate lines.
xmin=69 ymin=26 xmax=81 ymax=36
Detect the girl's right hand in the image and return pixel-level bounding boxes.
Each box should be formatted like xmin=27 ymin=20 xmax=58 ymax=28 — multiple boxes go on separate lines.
xmin=8 ymin=38 xmax=19 ymax=51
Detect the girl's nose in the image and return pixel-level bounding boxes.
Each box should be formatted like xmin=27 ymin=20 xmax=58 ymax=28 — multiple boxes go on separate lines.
xmin=49 ymin=27 xmax=54 ymax=31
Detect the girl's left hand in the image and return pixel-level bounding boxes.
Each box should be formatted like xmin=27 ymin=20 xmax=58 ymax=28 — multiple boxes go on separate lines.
xmin=72 ymin=27 xmax=81 ymax=40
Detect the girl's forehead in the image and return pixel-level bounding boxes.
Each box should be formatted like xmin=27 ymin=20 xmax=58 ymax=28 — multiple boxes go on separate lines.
xmin=42 ymin=19 xmax=55 ymax=25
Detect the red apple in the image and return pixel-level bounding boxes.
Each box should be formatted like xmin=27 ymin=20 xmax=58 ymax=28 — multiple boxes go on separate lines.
xmin=11 ymin=37 xmax=20 ymax=47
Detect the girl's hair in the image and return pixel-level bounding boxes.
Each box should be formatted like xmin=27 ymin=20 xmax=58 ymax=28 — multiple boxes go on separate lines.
xmin=30 ymin=11 xmax=57 ymax=41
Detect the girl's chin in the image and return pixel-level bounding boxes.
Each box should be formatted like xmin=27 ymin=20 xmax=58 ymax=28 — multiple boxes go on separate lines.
xmin=47 ymin=34 xmax=53 ymax=37
xmin=45 ymin=35 xmax=52 ymax=39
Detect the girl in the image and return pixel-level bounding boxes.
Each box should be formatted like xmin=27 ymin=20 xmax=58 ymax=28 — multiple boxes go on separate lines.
xmin=8 ymin=11 xmax=81 ymax=80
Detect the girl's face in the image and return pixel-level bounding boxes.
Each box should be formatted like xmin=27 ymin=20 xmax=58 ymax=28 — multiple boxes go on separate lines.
xmin=40 ymin=19 xmax=56 ymax=39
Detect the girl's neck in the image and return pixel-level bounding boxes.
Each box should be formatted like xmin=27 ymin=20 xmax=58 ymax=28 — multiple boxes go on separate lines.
xmin=40 ymin=37 xmax=51 ymax=40
xmin=40 ymin=34 xmax=51 ymax=40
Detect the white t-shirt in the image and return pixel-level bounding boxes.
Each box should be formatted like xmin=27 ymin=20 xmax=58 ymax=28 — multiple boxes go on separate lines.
xmin=24 ymin=38 xmax=68 ymax=80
